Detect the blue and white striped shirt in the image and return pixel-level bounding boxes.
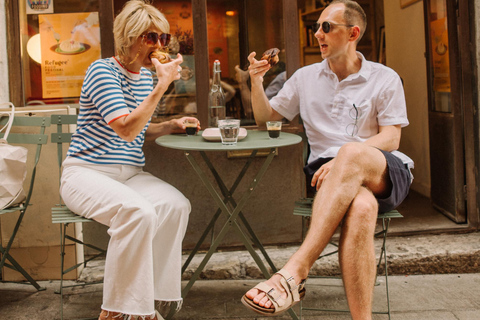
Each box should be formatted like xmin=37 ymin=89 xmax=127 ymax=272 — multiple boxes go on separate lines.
xmin=67 ymin=57 xmax=153 ymax=166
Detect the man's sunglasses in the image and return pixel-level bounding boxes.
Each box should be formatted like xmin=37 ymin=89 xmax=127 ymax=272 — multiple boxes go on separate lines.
xmin=315 ymin=21 xmax=354 ymax=34
xmin=141 ymin=32 xmax=171 ymax=47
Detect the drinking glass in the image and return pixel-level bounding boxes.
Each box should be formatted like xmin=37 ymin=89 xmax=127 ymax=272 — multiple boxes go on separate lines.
xmin=218 ymin=119 xmax=240 ymax=145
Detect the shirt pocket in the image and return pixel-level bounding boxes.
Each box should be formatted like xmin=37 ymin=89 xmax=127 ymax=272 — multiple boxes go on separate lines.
xmin=344 ymin=99 xmax=373 ymax=138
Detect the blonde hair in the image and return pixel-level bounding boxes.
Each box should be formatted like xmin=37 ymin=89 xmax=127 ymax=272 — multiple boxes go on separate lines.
xmin=113 ymin=0 xmax=170 ymax=57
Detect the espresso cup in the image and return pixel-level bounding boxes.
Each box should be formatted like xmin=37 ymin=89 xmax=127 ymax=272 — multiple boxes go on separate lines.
xmin=266 ymin=121 xmax=282 ymax=139
xmin=184 ymin=119 xmax=198 ymax=136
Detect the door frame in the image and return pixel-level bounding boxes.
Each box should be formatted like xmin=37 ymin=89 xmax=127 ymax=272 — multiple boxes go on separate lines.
xmin=459 ymin=0 xmax=479 ymax=229
xmin=423 ymin=0 xmax=479 ymax=228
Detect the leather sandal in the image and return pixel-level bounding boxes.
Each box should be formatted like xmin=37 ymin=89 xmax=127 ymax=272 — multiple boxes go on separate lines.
xmin=241 ymin=269 xmax=306 ymax=316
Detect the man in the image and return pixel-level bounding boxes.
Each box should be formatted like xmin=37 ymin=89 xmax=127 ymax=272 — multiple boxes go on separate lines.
xmin=241 ymin=1 xmax=413 ymax=319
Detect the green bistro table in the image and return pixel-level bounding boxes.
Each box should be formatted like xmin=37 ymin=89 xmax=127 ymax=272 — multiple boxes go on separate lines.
xmin=156 ymin=129 xmax=302 ymax=319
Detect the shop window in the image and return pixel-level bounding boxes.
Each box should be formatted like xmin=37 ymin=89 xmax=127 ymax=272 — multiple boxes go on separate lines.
xmin=207 ymin=0 xmax=285 ymax=125
xmin=12 ymin=0 xmax=290 ymax=127
xmin=21 ymin=0 xmax=100 ymax=106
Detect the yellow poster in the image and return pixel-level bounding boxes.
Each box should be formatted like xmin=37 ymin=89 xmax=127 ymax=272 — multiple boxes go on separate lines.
xmin=39 ymin=12 xmax=101 ymax=99
xmin=430 ymin=18 xmax=450 ymax=92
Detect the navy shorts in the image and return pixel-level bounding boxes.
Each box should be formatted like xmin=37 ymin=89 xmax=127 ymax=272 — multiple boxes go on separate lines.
xmin=303 ymin=149 xmax=411 ymax=213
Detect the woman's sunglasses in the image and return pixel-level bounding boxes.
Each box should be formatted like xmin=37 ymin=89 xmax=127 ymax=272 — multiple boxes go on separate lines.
xmin=315 ymin=21 xmax=354 ymax=34
xmin=141 ymin=32 xmax=171 ymax=47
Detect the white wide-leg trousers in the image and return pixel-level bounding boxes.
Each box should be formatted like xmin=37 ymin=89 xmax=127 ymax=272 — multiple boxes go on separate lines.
xmin=60 ymin=157 xmax=190 ymax=316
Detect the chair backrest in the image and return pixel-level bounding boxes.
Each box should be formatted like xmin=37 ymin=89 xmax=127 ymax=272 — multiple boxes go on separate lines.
xmin=50 ymin=114 xmax=78 ymax=203
xmin=297 ymin=117 xmax=310 ymax=165
xmin=0 ymin=115 xmax=51 ymax=206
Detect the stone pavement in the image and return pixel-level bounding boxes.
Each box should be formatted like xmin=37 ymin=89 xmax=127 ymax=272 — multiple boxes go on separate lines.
xmin=1 ymin=232 xmax=480 ymax=319
xmin=1 ymin=274 xmax=480 ymax=319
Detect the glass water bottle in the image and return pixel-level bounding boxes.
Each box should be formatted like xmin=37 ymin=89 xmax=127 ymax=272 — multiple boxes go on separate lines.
xmin=208 ymin=60 xmax=226 ymax=127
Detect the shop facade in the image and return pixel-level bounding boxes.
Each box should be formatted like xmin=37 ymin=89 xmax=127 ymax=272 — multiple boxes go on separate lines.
xmin=0 ymin=0 xmax=479 ymax=281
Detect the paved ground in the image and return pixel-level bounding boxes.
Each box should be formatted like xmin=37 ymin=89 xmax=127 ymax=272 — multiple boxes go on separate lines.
xmin=1 ymin=274 xmax=480 ymax=319
xmin=1 ymin=232 xmax=480 ymax=319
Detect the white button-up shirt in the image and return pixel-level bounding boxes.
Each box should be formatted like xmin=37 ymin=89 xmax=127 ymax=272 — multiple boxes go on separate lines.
xmin=270 ymin=52 xmax=413 ymax=169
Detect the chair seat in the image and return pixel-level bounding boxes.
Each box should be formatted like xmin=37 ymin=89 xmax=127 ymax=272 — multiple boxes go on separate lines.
xmin=292 ymin=197 xmax=403 ymax=219
xmin=52 ymin=205 xmax=93 ymax=224
xmin=0 ymin=204 xmax=27 ymax=215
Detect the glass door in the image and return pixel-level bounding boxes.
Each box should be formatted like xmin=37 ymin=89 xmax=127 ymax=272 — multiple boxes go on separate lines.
xmin=424 ymin=0 xmax=466 ymax=223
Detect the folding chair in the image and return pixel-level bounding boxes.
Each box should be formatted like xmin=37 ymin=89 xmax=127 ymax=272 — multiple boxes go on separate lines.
xmin=293 ymin=198 xmax=402 ymax=319
xmin=0 ymin=114 xmax=50 ymax=291
xmin=50 ymin=114 xmax=106 ymax=320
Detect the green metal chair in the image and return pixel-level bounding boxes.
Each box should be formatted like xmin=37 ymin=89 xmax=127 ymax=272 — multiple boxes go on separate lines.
xmin=293 ymin=198 xmax=402 ymax=319
xmin=50 ymin=114 xmax=105 ymax=320
xmin=0 ymin=114 xmax=50 ymax=291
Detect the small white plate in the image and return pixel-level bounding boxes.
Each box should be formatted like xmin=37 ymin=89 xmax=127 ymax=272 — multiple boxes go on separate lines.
xmin=202 ymin=127 xmax=248 ymax=142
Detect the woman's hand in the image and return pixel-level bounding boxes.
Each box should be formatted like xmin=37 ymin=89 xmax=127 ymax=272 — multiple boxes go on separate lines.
xmin=169 ymin=117 xmax=201 ymax=134
xmin=152 ymin=53 xmax=183 ymax=90
xmin=311 ymin=158 xmax=336 ymax=191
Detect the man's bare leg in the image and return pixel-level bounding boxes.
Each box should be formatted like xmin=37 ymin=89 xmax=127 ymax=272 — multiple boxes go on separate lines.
xmin=339 ymin=187 xmax=378 ymax=320
xmin=245 ymin=143 xmax=389 ymax=312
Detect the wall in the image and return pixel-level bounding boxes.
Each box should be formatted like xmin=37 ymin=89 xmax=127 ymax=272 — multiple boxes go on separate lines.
xmin=0 ymin=0 xmax=9 ymax=103
xmin=476 ymin=1 xmax=480 ymax=169
xmin=384 ymin=0 xmax=430 ymax=197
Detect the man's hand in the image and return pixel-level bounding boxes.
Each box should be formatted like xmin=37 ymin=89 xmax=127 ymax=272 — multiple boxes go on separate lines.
xmin=247 ymin=52 xmax=270 ymax=81
xmin=311 ymin=158 xmax=336 ymax=191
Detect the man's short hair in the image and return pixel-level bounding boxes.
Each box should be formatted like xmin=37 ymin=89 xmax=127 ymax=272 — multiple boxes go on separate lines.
xmin=329 ymin=0 xmax=367 ymax=43
xmin=113 ymin=0 xmax=170 ymax=58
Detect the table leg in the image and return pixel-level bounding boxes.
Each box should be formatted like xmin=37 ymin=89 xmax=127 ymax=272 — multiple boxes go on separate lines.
xmin=182 ymin=149 xmax=275 ymax=294
xmin=182 ymin=149 xmax=300 ymax=320
xmin=199 ymin=151 xmax=278 ymax=273
xmin=181 ymin=151 xmax=259 ymax=272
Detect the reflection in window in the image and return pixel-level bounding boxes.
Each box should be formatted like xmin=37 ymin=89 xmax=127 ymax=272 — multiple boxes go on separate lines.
xmin=207 ymin=0 xmax=285 ymax=125
xmin=114 ymin=0 xmax=200 ymax=121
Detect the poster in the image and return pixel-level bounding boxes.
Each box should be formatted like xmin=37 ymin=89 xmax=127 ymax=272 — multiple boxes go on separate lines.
xmin=26 ymin=0 xmax=54 ymax=15
xmin=39 ymin=12 xmax=101 ymax=99
xmin=430 ymin=18 xmax=450 ymax=92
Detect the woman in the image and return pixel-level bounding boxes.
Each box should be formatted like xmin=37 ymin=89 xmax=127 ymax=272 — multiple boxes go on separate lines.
xmin=60 ymin=1 xmax=198 ymax=319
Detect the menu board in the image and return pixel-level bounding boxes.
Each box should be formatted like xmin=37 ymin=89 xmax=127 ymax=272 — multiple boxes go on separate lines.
xmin=39 ymin=12 xmax=101 ymax=99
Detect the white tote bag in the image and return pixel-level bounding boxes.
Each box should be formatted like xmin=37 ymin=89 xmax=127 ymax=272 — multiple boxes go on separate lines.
xmin=0 ymin=103 xmax=27 ymax=210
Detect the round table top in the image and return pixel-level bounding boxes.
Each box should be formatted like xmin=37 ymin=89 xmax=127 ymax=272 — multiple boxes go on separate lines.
xmin=155 ymin=129 xmax=302 ymax=151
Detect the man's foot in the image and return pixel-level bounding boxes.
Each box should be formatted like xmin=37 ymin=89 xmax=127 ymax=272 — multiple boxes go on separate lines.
xmin=245 ymin=273 xmax=284 ymax=309
xmin=242 ymin=268 xmax=307 ymax=316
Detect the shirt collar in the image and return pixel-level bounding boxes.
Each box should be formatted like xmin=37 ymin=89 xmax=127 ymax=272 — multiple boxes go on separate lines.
xmin=112 ymin=56 xmax=142 ymax=80
xmin=318 ymin=51 xmax=371 ymax=82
